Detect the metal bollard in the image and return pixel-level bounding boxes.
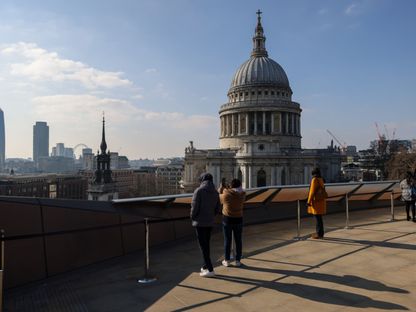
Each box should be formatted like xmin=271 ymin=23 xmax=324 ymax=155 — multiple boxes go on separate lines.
xmin=345 ymin=194 xmax=352 ymax=229
xmin=294 ymin=200 xmax=302 ymax=240
xmin=138 ymin=218 xmax=157 ymax=284
xmin=390 ymin=192 xmax=395 ymax=221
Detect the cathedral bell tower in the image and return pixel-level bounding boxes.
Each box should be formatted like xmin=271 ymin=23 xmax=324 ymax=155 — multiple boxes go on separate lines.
xmin=87 ymin=115 xmax=118 ymax=201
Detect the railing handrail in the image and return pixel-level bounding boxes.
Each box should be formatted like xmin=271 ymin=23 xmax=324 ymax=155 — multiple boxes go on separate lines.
xmin=112 ymin=180 xmax=400 ymax=204
xmin=0 ymin=216 xmax=190 ymax=242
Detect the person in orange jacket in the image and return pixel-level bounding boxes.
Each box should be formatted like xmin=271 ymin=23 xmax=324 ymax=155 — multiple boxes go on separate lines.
xmin=307 ymin=167 xmax=327 ymax=239
xmin=218 ymin=178 xmax=246 ymax=267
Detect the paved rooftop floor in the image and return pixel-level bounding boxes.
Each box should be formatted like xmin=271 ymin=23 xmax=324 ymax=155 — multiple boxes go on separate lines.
xmin=4 ymin=207 xmax=416 ymax=312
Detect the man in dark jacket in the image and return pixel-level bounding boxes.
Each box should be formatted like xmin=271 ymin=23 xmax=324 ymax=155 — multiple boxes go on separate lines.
xmin=191 ymin=172 xmax=220 ymax=277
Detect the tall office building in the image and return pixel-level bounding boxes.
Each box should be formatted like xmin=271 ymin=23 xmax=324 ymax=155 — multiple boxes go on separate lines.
xmin=33 ymin=121 xmax=49 ymax=165
xmin=0 ymin=109 xmax=5 ymax=170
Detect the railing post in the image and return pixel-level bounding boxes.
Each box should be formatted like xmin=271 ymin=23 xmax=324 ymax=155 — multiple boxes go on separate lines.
xmin=138 ymin=218 xmax=157 ymax=284
xmin=390 ymin=191 xmax=395 ymax=221
xmin=1 ymin=229 xmax=4 ymax=312
xmin=294 ymin=200 xmax=302 ymax=240
xmin=345 ymin=194 xmax=352 ymax=229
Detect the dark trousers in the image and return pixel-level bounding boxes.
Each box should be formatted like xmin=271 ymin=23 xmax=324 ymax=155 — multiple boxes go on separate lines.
xmin=195 ymin=227 xmax=213 ymax=272
xmin=405 ymin=201 xmax=415 ymax=219
xmin=223 ymin=222 xmax=243 ymax=261
xmin=315 ymin=214 xmax=324 ymax=237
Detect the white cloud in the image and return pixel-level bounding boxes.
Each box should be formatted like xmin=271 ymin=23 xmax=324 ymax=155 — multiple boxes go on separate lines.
xmin=0 ymin=42 xmax=218 ymax=158
xmin=32 ymin=94 xmax=136 ymax=125
xmin=1 ymin=42 xmax=132 ymax=89
xmin=32 ymin=94 xmax=217 ymax=130
xmin=29 ymin=94 xmax=219 ymax=157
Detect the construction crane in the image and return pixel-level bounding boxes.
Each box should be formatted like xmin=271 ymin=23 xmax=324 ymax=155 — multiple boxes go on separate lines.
xmin=374 ymin=122 xmax=385 ymax=141
xmin=374 ymin=122 xmax=388 ymax=155
xmin=326 ymin=129 xmax=347 ymax=152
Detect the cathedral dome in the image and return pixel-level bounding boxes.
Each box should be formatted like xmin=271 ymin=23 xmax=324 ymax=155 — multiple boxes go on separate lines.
xmin=231 ymin=56 xmax=289 ymax=89
xmin=228 ymin=10 xmax=290 ymax=93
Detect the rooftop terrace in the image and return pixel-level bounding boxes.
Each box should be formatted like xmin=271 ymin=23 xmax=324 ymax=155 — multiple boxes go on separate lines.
xmin=1 ymin=181 xmax=415 ymax=311
xmin=3 ymin=207 xmax=416 ymax=311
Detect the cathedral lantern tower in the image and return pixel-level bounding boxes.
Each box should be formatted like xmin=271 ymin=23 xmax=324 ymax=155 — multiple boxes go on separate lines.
xmin=87 ymin=116 xmax=118 ymax=201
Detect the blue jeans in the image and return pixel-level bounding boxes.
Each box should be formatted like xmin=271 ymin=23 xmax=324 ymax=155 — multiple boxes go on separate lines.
xmin=223 ymin=221 xmax=243 ymax=261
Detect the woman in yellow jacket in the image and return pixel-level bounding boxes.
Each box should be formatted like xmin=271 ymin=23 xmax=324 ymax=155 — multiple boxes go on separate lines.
xmin=307 ymin=168 xmax=327 ymax=239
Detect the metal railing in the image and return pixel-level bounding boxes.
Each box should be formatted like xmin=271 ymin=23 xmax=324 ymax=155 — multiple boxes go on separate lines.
xmin=0 ymin=180 xmax=402 ymax=289
xmin=130 ymin=181 xmax=400 ymax=283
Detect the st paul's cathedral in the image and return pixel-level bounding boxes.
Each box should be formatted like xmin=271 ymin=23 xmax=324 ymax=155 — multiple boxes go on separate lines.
xmin=182 ymin=11 xmax=341 ymax=192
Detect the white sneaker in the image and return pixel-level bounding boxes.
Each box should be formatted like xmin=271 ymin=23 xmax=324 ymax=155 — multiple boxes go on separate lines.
xmin=200 ymin=270 xmax=215 ymax=277
xmin=222 ymin=260 xmax=230 ymax=267
xmin=201 ymin=267 xmax=207 ymax=273
xmin=235 ymin=260 xmax=241 ymax=267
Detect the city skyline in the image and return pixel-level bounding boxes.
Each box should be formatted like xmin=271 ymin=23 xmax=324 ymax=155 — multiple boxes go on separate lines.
xmin=1 ymin=0 xmax=415 ymax=159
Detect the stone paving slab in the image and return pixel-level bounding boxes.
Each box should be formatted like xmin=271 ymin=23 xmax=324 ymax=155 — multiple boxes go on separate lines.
xmin=4 ymin=207 xmax=416 ymax=312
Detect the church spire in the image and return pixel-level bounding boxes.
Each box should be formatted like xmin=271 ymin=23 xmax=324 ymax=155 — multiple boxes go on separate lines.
xmin=251 ymin=9 xmax=268 ymax=57
xmin=100 ymin=113 xmax=107 ymax=154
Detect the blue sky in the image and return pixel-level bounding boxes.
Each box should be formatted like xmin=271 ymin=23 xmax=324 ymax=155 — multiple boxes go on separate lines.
xmin=0 ymin=0 xmax=415 ymax=159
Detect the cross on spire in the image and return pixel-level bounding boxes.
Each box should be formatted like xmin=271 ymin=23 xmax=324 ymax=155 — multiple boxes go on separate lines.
xmin=256 ymin=9 xmax=262 ymax=18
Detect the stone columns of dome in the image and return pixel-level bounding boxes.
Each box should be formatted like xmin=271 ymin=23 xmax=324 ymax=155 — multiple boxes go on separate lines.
xmin=248 ymin=166 xmax=252 ymax=188
xmin=262 ymin=112 xmax=266 ymax=134
xmin=285 ymin=113 xmax=289 ymax=134
xmin=254 ymin=113 xmax=257 ymax=135
xmin=224 ymin=116 xmax=227 ymax=136
xmin=295 ymin=114 xmax=299 ymax=135
xmin=231 ymin=114 xmax=235 ymax=136
xmin=292 ymin=114 xmax=295 ymax=135
xmin=245 ymin=113 xmax=249 ymax=134
xmin=227 ymin=115 xmax=231 ymax=136
xmin=224 ymin=115 xmax=227 ymax=136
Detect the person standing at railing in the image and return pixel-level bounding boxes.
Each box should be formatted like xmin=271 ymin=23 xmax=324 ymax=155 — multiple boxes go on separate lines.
xmin=191 ymin=172 xmax=221 ymax=277
xmin=218 ymin=178 xmax=246 ymax=267
xmin=400 ymin=171 xmax=416 ymax=222
xmin=307 ymin=167 xmax=328 ymax=239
